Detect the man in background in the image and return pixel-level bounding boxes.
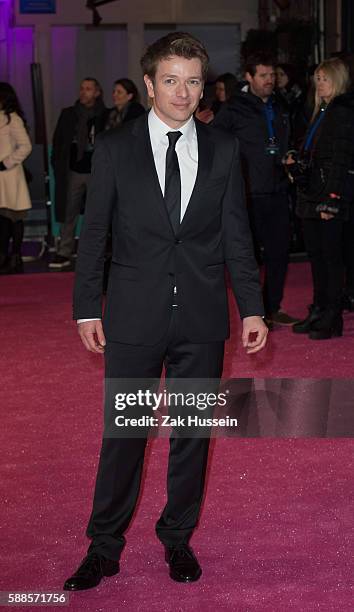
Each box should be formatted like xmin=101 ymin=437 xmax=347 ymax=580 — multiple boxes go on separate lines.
xmin=49 ymin=78 xmax=107 ymax=269
xmin=214 ymin=54 xmax=299 ymax=326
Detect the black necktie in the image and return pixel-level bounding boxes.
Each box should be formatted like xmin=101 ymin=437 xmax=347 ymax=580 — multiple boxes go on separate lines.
xmin=164 ymin=131 xmax=182 ymax=234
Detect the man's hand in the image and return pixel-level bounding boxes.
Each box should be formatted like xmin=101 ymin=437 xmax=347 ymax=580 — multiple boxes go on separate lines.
xmin=242 ymin=316 xmax=268 ymax=354
xmin=320 ymin=212 xmax=334 ymax=220
xmin=284 ymin=153 xmax=296 ymax=165
xmin=78 ymin=320 xmax=106 ymax=353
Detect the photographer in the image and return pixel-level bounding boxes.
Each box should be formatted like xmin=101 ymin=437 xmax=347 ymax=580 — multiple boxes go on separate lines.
xmin=287 ymin=58 xmax=354 ymax=339
xmin=214 ymin=54 xmax=299 ymax=327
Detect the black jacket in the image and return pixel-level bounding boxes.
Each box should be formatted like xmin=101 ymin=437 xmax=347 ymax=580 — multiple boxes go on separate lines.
xmin=73 ymin=114 xmax=264 ymax=345
xmin=213 ymin=89 xmax=290 ymax=196
xmin=51 ymin=102 xmax=108 ymax=222
xmin=296 ymin=92 xmax=354 ymax=219
xmin=105 ymin=101 xmax=146 ymax=130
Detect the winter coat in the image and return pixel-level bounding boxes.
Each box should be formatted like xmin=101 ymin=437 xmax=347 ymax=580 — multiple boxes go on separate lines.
xmin=51 ymin=102 xmax=108 ymax=223
xmin=296 ymin=92 xmax=354 ymax=220
xmin=105 ymin=101 xmax=146 ymax=130
xmin=0 ymin=111 xmax=32 ymax=212
xmin=213 ymin=88 xmax=290 ymax=196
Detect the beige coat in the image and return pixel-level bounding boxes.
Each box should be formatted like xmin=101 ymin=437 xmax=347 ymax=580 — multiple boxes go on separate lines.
xmin=0 ymin=111 xmax=32 ymax=211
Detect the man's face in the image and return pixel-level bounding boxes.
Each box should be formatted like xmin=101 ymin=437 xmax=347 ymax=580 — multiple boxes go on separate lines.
xmin=144 ymin=55 xmax=204 ymax=128
xmin=246 ymin=64 xmax=275 ymax=100
xmin=79 ymin=80 xmax=100 ymax=107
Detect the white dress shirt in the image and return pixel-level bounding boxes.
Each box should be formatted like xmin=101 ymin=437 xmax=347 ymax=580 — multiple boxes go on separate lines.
xmin=78 ymin=108 xmax=198 ymax=324
xmin=148 ymin=107 xmax=198 ymax=218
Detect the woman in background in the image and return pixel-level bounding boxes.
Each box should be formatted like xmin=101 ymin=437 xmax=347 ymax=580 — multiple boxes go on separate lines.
xmin=212 ymin=72 xmax=238 ymax=114
xmin=196 ymin=72 xmax=238 ymax=124
xmin=276 ymin=63 xmax=307 ymax=148
xmin=276 ymin=64 xmax=303 ymax=109
xmin=0 ymin=82 xmax=32 ymax=274
xmin=106 ymin=78 xmax=145 ymax=130
xmin=288 ymin=58 xmax=354 ymax=339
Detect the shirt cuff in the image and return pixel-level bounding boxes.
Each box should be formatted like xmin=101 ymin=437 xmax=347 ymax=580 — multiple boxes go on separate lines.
xmin=77 ymin=318 xmax=101 ymax=324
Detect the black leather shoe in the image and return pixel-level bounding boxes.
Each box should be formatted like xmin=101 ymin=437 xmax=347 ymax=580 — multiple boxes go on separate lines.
xmin=309 ymin=310 xmax=343 ymax=340
xmin=63 ymin=553 xmax=119 ymax=591
xmin=165 ymin=544 xmax=202 ymax=582
xmin=266 ymin=310 xmax=301 ymax=326
xmin=293 ymin=304 xmax=323 ymax=334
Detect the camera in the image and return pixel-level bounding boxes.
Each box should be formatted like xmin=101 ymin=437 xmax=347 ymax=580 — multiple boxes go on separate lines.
xmin=284 ymin=150 xmax=311 ymax=191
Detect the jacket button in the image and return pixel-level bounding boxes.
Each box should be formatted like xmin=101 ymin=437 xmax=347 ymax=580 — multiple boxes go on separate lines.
xmin=175 ymin=239 xmax=182 ymax=245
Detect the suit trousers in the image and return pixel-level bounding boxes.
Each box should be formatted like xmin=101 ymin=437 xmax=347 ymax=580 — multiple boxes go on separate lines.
xmin=248 ymin=193 xmax=290 ymax=315
xmin=86 ymin=308 xmax=225 ymax=561
xmin=58 ymin=171 xmax=90 ymax=258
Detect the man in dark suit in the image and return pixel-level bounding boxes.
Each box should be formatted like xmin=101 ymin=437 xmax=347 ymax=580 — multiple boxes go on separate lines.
xmin=64 ymin=32 xmax=267 ymax=591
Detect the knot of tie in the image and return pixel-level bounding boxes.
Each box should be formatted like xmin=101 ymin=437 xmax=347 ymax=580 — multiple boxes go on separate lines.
xmin=167 ymin=131 xmax=182 ymax=148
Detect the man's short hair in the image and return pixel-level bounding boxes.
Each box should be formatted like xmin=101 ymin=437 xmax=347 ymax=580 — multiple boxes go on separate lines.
xmin=140 ymin=31 xmax=209 ymax=81
xmin=244 ymin=54 xmax=275 ymax=77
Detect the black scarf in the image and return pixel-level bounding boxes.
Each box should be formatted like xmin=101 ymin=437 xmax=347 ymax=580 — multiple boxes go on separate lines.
xmin=74 ymin=98 xmax=105 ymax=161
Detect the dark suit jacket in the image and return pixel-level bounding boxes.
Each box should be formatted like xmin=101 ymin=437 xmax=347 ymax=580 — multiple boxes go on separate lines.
xmin=73 ymin=113 xmax=264 ymax=345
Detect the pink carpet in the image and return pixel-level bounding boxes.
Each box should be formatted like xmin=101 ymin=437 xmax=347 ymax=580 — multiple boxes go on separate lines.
xmin=224 ymin=262 xmax=354 ymax=379
xmin=1 ymin=264 xmax=354 ymax=610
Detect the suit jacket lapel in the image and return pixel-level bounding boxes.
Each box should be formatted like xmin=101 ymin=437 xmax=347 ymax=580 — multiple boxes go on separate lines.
xmin=179 ymin=120 xmax=214 ymax=233
xmin=132 ymin=114 xmax=173 ymax=234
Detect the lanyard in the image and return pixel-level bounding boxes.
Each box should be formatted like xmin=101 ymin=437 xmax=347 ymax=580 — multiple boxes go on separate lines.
xmin=304 ymin=108 xmax=326 ymax=152
xmin=263 ymin=99 xmax=276 ymax=141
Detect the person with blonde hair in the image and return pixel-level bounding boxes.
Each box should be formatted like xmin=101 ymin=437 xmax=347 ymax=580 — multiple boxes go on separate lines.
xmin=311 ymin=58 xmax=350 ymax=117
xmin=287 ymin=57 xmax=354 ymax=339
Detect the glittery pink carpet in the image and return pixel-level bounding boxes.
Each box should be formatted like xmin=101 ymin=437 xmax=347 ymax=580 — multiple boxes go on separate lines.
xmin=1 ymin=264 xmax=354 ymax=610
xmin=224 ymin=262 xmax=354 ymax=379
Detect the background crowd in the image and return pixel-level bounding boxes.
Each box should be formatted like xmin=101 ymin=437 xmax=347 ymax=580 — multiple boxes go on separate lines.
xmin=1 ymin=49 xmax=354 ymax=341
